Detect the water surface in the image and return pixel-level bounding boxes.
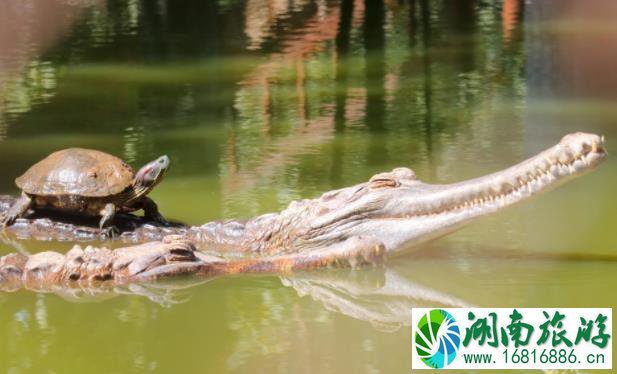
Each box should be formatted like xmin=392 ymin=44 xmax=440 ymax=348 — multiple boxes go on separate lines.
xmin=0 ymin=0 xmax=615 ymax=372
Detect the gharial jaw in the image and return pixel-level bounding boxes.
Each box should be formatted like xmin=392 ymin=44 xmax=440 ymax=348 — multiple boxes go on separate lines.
xmin=282 ymin=132 xmax=607 ymax=255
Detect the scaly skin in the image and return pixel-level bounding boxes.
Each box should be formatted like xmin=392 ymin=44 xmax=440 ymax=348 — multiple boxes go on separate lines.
xmin=0 ymin=132 xmax=607 ymax=257
xmin=0 ymin=235 xmax=384 ymax=292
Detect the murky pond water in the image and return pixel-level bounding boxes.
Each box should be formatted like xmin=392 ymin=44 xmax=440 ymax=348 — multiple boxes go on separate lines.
xmin=0 ymin=0 xmax=616 ymax=372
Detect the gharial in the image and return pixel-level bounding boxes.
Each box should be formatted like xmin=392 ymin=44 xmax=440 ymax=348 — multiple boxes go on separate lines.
xmin=0 ymin=148 xmax=171 ymax=234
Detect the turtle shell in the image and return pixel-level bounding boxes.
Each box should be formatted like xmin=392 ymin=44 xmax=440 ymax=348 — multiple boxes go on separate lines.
xmin=16 ymin=148 xmax=134 ymax=197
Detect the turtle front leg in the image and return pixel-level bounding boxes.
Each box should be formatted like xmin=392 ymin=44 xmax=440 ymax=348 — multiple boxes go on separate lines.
xmin=139 ymin=197 xmax=171 ymax=226
xmin=99 ymin=203 xmax=119 ymax=237
xmin=0 ymin=193 xmax=33 ymax=227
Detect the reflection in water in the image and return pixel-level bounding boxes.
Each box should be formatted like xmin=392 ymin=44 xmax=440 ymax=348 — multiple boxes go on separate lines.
xmin=502 ymin=0 xmax=523 ymax=44
xmin=2 ymin=62 xmax=58 ymax=121
xmin=220 ymin=0 xmax=529 ymax=219
xmin=123 ymin=126 xmax=146 ymax=163
xmin=53 ymin=278 xmax=210 ymax=307
xmin=282 ymin=267 xmax=468 ymax=332
xmin=0 ymin=1 xmax=97 ymax=140
xmin=1 ymin=0 xmax=615 ymax=373
xmin=244 ymin=0 xmax=311 ymax=50
xmin=0 ymin=0 xmax=529 ymax=203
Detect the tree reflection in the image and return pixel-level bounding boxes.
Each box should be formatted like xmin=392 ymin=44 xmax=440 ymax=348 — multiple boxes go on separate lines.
xmin=0 ymin=0 xmax=528 ymax=216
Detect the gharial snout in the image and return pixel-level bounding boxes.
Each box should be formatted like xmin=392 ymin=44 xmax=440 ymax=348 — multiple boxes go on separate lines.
xmin=556 ymin=132 xmax=607 ymax=170
xmin=384 ymin=132 xmax=608 ymax=220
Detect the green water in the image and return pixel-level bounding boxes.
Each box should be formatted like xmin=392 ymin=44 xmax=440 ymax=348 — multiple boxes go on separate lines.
xmin=0 ymin=0 xmax=616 ymax=372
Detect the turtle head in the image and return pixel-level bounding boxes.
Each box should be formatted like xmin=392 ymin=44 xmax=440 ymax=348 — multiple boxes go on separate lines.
xmin=133 ymin=155 xmax=170 ymax=196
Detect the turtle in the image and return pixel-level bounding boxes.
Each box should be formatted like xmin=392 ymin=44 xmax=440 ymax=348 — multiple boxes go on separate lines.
xmin=0 ymin=148 xmax=171 ymax=233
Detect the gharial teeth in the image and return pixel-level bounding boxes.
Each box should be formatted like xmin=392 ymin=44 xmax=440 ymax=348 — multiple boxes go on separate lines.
xmin=425 ymin=154 xmax=595 ymax=217
xmin=558 ymin=151 xmax=572 ymax=164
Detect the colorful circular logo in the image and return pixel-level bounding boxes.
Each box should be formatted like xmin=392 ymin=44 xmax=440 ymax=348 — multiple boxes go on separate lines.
xmin=415 ymin=309 xmax=461 ymax=369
